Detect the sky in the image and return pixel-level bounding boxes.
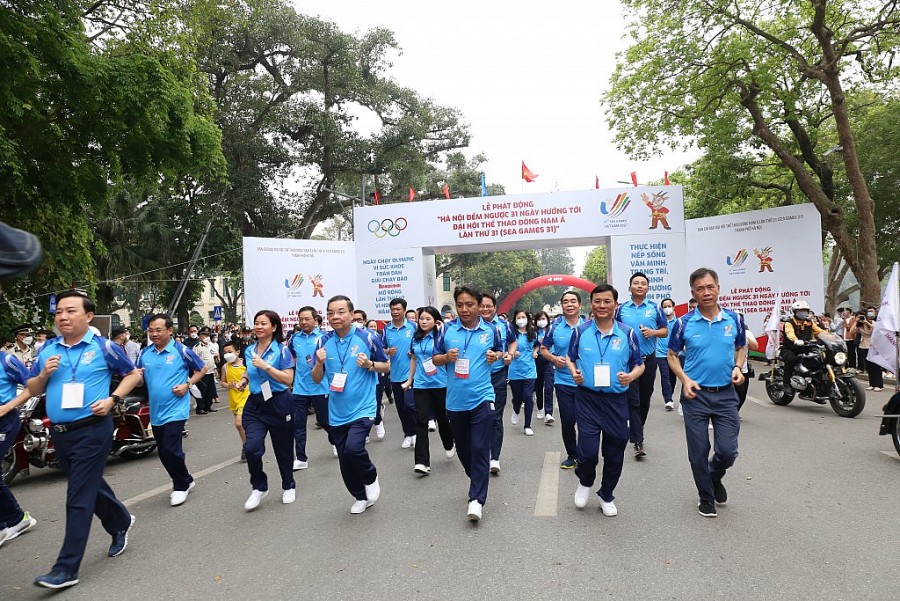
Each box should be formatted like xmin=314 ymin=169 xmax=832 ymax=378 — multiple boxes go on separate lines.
xmin=295 ymin=0 xmax=700 ymax=271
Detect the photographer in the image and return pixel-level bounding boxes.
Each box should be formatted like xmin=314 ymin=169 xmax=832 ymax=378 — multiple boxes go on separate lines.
xmin=841 ymin=308 xmax=858 ymax=368
xmin=850 ymin=308 xmax=882 ymax=391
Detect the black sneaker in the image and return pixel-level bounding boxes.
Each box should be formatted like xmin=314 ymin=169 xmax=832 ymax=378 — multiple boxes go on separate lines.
xmin=634 ymin=443 xmax=646 ymax=459
xmin=698 ymin=501 xmax=717 ymax=518
xmin=34 ymin=571 xmax=79 ymax=589
xmin=108 ymin=515 xmax=135 ymax=557
xmin=713 ymin=480 xmax=728 ymax=505
xmin=240 ymin=448 xmax=247 ymax=462
xmin=560 ymin=457 xmax=576 ymax=469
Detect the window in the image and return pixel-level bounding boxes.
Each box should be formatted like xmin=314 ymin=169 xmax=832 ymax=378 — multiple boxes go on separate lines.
xmin=442 ymin=272 xmax=451 ymax=292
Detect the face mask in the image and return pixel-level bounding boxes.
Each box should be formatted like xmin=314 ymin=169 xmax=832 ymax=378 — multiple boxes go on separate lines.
xmin=22 ymin=336 xmax=34 ymax=346
xmin=795 ymin=311 xmax=810 ymax=321
xmin=189 ymin=333 xmax=198 ymax=339
xmin=867 ymin=312 xmax=875 ymax=319
xmin=353 ymin=322 xmax=363 ymax=329
xmin=663 ymin=307 xmax=674 ymax=317
xmin=242 ymin=335 xmax=251 ymax=341
xmin=223 ymin=352 xmax=237 ymax=364
xmin=515 ymin=318 xmax=528 ymax=328
xmin=200 ymin=336 xmax=209 ymax=344
xmin=536 ymin=319 xmax=548 ymax=328
xmin=443 ymin=318 xmax=452 ymax=324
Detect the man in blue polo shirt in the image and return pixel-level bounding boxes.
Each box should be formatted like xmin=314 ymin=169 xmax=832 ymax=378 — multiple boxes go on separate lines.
xmin=312 ymin=295 xmax=390 ymax=515
xmin=434 ymin=285 xmax=503 ymax=522
xmin=382 ymin=297 xmax=418 ymax=449
xmin=540 ymin=290 xmax=586 ymax=469
xmin=478 ymin=294 xmax=513 ymax=475
xmin=137 ymin=314 xmax=207 ymax=507
xmin=27 ymin=291 xmax=141 ymax=590
xmin=290 ymin=306 xmax=334 ymax=469
xmin=567 ymin=284 xmax=644 ymax=516
xmin=615 ymin=272 xmax=668 ymax=459
xmin=668 ymin=268 xmax=746 ymax=518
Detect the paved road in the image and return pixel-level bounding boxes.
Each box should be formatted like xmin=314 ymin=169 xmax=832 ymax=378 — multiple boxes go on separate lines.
xmin=2 ymin=372 xmax=897 ymax=600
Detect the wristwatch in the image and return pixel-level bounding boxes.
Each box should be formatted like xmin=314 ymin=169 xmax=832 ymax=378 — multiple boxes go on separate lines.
xmin=110 ymin=394 xmax=122 ymax=405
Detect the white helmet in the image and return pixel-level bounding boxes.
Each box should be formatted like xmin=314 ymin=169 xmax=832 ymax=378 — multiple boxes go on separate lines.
xmin=791 ymin=300 xmax=810 ymax=311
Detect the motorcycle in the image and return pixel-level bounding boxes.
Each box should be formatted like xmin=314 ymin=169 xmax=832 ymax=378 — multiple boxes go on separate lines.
xmin=878 ymin=391 xmax=900 ymax=457
xmin=2 ymin=391 xmax=156 ymax=484
xmin=758 ymin=332 xmax=866 ymax=418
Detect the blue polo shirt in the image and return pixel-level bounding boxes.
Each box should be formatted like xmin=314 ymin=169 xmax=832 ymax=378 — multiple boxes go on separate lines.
xmin=290 ymin=328 xmax=329 ymax=396
xmin=656 ymin=316 xmax=677 ymax=357
xmin=30 ymin=332 xmax=135 ymax=424
xmin=316 ymin=328 xmax=388 ymax=426
xmin=137 ymin=339 xmax=205 ymax=426
xmin=245 ymin=340 xmax=295 ymax=395
xmin=568 ymin=320 xmax=642 ymax=394
xmin=542 ymin=316 xmax=585 ymax=387
xmin=488 ymin=317 xmax=513 ymax=373
xmin=508 ymin=330 xmax=539 ymax=380
xmin=668 ymin=307 xmax=746 ymax=388
xmin=434 ymin=318 xmax=503 ymax=411
xmin=382 ymin=319 xmax=417 ymax=383
xmin=411 ymin=333 xmax=446 ymax=389
xmin=616 ymin=298 xmax=668 ymax=356
xmin=0 ymin=351 xmax=29 ymax=404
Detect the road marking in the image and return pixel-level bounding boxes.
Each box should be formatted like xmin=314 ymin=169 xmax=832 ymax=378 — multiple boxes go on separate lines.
xmin=747 ymin=394 xmax=773 ymax=408
xmin=123 ymin=456 xmax=241 ymax=507
xmin=534 ymin=451 xmax=561 ymax=517
xmin=880 ymin=451 xmax=900 ymax=462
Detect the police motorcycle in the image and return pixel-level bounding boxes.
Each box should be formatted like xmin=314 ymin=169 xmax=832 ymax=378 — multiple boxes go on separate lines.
xmin=759 ymin=302 xmax=865 ymax=418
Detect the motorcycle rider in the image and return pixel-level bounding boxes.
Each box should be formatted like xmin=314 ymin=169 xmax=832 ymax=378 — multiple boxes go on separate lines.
xmin=781 ymin=301 xmax=824 ymax=390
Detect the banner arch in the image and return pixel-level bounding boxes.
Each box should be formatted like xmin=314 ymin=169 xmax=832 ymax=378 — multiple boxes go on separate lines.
xmin=498 ymin=275 xmax=597 ymax=315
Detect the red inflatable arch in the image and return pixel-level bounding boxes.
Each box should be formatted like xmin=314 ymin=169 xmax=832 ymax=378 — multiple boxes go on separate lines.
xmin=498 ymin=275 xmax=598 ymax=316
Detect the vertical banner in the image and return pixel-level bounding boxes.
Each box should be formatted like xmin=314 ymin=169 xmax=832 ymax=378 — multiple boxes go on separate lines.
xmin=242 ymin=237 xmax=356 ymax=329
xmin=685 ymin=203 xmax=824 ymax=335
xmin=609 ymin=234 xmax=689 ymax=306
xmin=355 ymin=249 xmax=426 ymax=320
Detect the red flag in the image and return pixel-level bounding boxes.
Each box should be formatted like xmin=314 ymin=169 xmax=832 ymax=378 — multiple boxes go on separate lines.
xmin=522 ymin=161 xmax=538 ymax=183
xmin=630 ymin=171 xmax=638 ymax=187
xmin=409 ymin=187 xmax=415 ymax=202
xmin=595 ymin=175 xmax=599 ymax=189
xmin=374 ymin=190 xmax=381 ymax=205
xmin=442 ymin=184 xmax=450 ymax=199
xmin=664 ymin=171 xmax=670 ymax=185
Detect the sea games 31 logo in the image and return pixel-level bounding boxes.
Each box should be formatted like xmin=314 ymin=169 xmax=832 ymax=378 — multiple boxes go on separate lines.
xmin=726 ymin=249 xmax=749 ymax=275
xmin=284 ymin=274 xmax=304 ymax=290
xmin=600 ymin=193 xmax=631 ymax=229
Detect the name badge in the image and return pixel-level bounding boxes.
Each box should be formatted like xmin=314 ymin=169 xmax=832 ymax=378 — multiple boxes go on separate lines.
xmin=594 ymin=364 xmax=611 ymax=388
xmin=454 ymin=358 xmax=470 ymax=379
xmin=423 ymin=358 xmax=438 ymax=376
xmin=0 ymin=433 xmax=5 ymax=442
xmin=260 ymin=380 xmax=273 ymax=401
xmin=62 ymin=382 xmax=85 ymax=409
xmin=330 ymin=372 xmax=348 ymax=392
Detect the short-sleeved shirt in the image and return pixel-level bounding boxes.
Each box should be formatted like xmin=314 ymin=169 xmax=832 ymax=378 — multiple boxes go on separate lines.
xmin=508 ymin=331 xmax=539 ymax=380
xmin=434 ymin=318 xmax=503 ymax=411
xmin=655 ymin=316 xmax=677 ymax=357
xmin=137 ymin=339 xmax=206 ymax=425
xmin=568 ymin=320 xmax=642 ymax=394
xmin=290 ymin=328 xmax=329 ymax=396
xmin=245 ymin=340 xmax=295 ymax=395
xmin=542 ymin=316 xmax=586 ymax=387
xmin=0 ymin=351 xmax=29 ymax=405
xmin=316 ymin=328 xmax=388 ymax=426
xmin=382 ymin=320 xmax=417 ymax=383
xmin=616 ymin=298 xmax=668 ymax=356
xmin=668 ymin=307 xmax=746 ymax=388
xmin=30 ymin=331 xmax=135 ymax=424
xmin=488 ymin=317 xmax=514 ymax=373
xmin=411 ymin=333 xmax=446 ymax=389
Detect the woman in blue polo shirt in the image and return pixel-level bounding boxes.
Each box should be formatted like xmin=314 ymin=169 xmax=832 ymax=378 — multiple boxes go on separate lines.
xmin=533 ymin=310 xmax=554 ymax=420
xmin=405 ymin=306 xmax=454 ymax=475
xmin=237 ymin=310 xmax=296 ymax=511
xmin=509 ymin=310 xmax=539 ymax=436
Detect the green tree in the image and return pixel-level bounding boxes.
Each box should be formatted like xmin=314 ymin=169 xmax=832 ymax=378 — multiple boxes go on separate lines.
xmin=581 ymin=246 xmax=608 ymax=285
xmin=605 ymin=0 xmax=899 ymax=305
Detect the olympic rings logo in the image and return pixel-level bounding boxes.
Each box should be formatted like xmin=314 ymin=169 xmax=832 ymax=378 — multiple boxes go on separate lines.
xmin=368 ymin=218 xmax=408 ymax=238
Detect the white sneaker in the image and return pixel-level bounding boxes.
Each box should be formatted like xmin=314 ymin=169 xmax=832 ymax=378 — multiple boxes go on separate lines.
xmin=364 ymin=476 xmax=381 ymax=504
xmin=544 ymin=414 xmax=555 ymax=425
xmin=350 ymin=499 xmax=369 ymax=514
xmin=401 ymin=436 xmax=413 ymax=449
xmin=599 ymin=498 xmax=618 ymax=516
xmin=365 ymin=436 xmax=370 ymax=443
xmin=414 ymin=463 xmax=431 ymax=475
xmin=169 ymin=481 xmax=195 ymax=507
xmin=445 ymin=446 xmax=456 ymax=459
xmin=511 ymin=413 xmax=519 ymax=425
xmin=0 ymin=511 xmax=37 ymax=548
xmin=574 ymin=484 xmax=591 ymax=508
xmin=411 ymin=435 xmax=417 ymax=446
xmin=293 ymin=459 xmax=308 ymax=471
xmin=665 ymin=401 xmax=674 ymax=411
xmin=467 ymin=500 xmax=483 ymax=521
xmin=282 ymin=488 xmax=296 ymax=504
xmin=524 ymin=427 xmax=534 ymax=436
xmin=490 ymin=459 xmax=500 ymax=474
xmin=427 ymin=419 xmax=437 ymax=432
xmin=244 ymin=489 xmax=269 ymax=511
xmin=536 ymin=409 xmax=545 ymax=419
xmin=332 ymin=445 xmax=338 ymax=457
xmin=375 ymin=423 xmax=385 ymax=440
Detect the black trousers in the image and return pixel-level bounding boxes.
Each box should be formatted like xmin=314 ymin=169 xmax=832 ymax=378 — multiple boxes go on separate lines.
xmin=413 ymin=387 xmax=454 ymax=467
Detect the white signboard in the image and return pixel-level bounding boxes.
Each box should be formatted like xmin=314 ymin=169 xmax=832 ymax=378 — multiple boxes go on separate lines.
xmin=242 ymin=237 xmax=357 ymax=329
xmin=609 ymin=233 xmax=689 ymax=306
xmin=685 ymin=203 xmax=824 ymax=335
xmin=353 ymin=187 xmax=685 ymax=254
xmin=355 ymin=249 xmax=426 ymax=320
